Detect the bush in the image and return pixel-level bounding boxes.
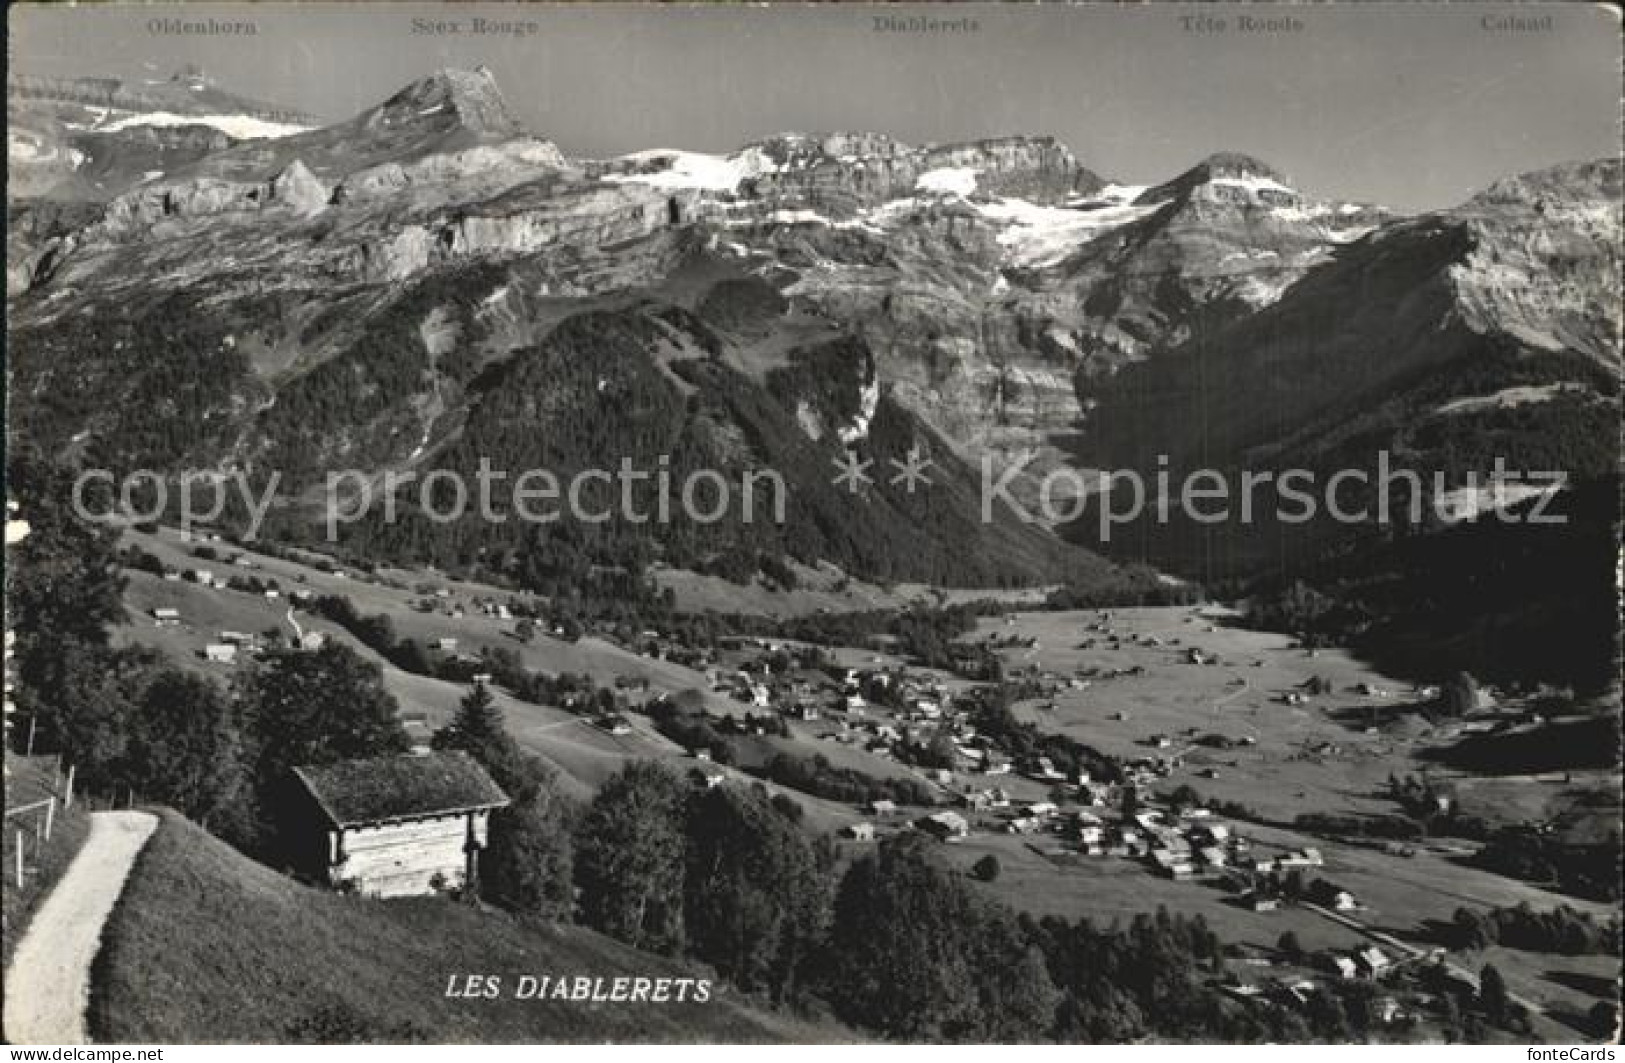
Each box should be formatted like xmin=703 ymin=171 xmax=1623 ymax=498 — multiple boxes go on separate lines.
xmin=770 ymin=793 xmax=805 ymax=824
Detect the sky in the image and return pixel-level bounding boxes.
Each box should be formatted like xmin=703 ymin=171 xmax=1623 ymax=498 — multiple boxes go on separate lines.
xmin=9 ymin=2 xmax=1622 ymax=210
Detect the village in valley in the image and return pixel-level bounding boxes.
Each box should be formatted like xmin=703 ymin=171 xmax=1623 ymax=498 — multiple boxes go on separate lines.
xmin=79 ymin=518 xmax=1620 ymax=1043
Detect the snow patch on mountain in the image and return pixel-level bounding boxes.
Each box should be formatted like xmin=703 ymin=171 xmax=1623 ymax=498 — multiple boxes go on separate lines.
xmin=604 ymin=149 xmax=748 ymax=191
xmin=1211 ymin=173 xmax=1298 ymax=198
xmin=604 ymin=146 xmax=798 ymax=192
xmin=96 ymin=111 xmax=311 ymax=139
xmin=8 ymin=131 xmax=87 ymax=170
xmin=733 ymin=208 xmax=886 ymax=235
xmin=838 ymin=378 xmax=882 ymax=444
xmin=1268 ymin=202 xmax=1381 ymax=242
xmin=916 ymin=167 xmax=980 ymax=197
xmin=1095 ymin=183 xmax=1148 ymax=204
xmin=766 ymin=208 xmax=833 ymax=226
xmin=1434 ymin=383 xmax=1587 ymax=417
xmin=1235 ymin=273 xmax=1302 ymax=307
xmin=977 ymin=196 xmax=1162 ymax=267
xmin=1434 ymin=482 xmax=1563 ymax=523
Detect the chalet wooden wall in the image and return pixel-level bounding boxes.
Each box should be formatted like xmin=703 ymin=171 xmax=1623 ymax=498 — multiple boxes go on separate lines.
xmin=328 ymin=810 xmax=491 ymax=898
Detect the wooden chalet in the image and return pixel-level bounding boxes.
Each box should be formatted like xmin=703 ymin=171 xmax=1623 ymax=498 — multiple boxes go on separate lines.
xmin=291 ymin=751 xmax=510 ymax=898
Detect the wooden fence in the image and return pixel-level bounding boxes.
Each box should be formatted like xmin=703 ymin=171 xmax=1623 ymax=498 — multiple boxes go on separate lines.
xmin=3 ymin=755 xmax=72 ymax=888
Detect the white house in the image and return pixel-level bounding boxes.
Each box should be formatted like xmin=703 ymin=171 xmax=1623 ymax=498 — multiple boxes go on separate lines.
xmin=1354 ymin=946 xmax=1392 ymax=979
xmin=1325 ymin=955 xmax=1358 ymax=979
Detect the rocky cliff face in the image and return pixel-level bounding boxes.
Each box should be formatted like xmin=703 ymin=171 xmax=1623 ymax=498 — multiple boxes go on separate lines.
xmin=595 ymin=132 xmax=1099 ymax=216
xmin=148 ymin=68 xmax=556 ymax=190
xmin=6 ymin=70 xmax=317 ymax=127
xmin=7 ymin=68 xmax=1619 ymax=586
xmin=91 ymin=160 xmax=332 ymax=238
xmin=1082 ymin=157 xmax=1621 ymax=526
xmin=1447 ymin=159 xmax=1622 ymax=362
xmin=6 ymin=69 xmax=316 ymax=203
xmin=372 ymin=66 xmax=522 ymax=139
xmin=343 ymin=181 xmax=701 ymax=283
xmin=637 ymin=146 xmax=1395 ymax=502
xmin=332 ymin=139 xmax=568 ymax=204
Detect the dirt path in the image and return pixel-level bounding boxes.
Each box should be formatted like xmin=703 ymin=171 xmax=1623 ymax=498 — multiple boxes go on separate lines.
xmin=4 ymin=811 xmax=158 ymax=1045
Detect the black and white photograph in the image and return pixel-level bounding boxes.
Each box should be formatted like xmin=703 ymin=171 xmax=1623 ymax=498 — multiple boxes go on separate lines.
xmin=3 ymin=1 xmax=1621 ymax=1049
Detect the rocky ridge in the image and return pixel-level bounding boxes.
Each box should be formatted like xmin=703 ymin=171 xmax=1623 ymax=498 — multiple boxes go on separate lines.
xmin=6 ymin=68 xmax=1618 ymax=586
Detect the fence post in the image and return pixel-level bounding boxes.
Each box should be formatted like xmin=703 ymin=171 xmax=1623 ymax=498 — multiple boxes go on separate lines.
xmin=43 ymin=797 xmax=55 ymax=841
xmin=63 ymin=765 xmax=75 ymax=809
xmin=14 ymin=831 xmax=24 ymax=888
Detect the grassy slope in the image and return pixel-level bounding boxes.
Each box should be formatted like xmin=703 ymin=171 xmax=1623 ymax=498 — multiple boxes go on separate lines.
xmin=111 ymin=574 xmax=872 ymax=833
xmin=90 ymin=812 xmax=850 ymax=1044
xmin=1 ymin=754 xmax=91 ymax=973
xmin=110 ymin=531 xmax=880 ymax=832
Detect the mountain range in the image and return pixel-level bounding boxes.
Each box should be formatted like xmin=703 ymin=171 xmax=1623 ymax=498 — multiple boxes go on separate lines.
xmin=7 ymin=68 xmax=1620 ymax=655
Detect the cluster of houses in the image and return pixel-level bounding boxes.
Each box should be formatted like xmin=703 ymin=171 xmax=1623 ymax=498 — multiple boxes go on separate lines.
xmin=156 ymin=547 xmax=314 ymax=601
xmin=632 ymin=630 xmax=719 ymax=672
xmin=1220 ymin=971 xmax=1409 ymax=1026
xmin=701 ymin=656 xmax=1006 ymax=773
xmin=1221 ymin=854 xmax=1364 ymax=914
xmin=837 ymin=807 xmax=975 ymax=845
xmin=701 ymin=640 xmax=837 ymax=708
xmin=147 ymin=594 xmax=329 ymax=662
xmin=195 ymin=620 xmax=326 ymax=664
xmin=411 ymin=588 xmax=466 ymax=618
xmin=1322 ymin=944 xmax=1396 ymax=980
xmin=408 ymin=588 xmax=528 ymax=626
xmin=1212 ymin=942 xmax=1438 ymax=1028
xmin=1102 ymin=807 xmax=1258 ymax=879
xmin=201 ymin=629 xmax=258 ymax=664
xmin=915 ymin=784 xmax=1348 ymax=906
